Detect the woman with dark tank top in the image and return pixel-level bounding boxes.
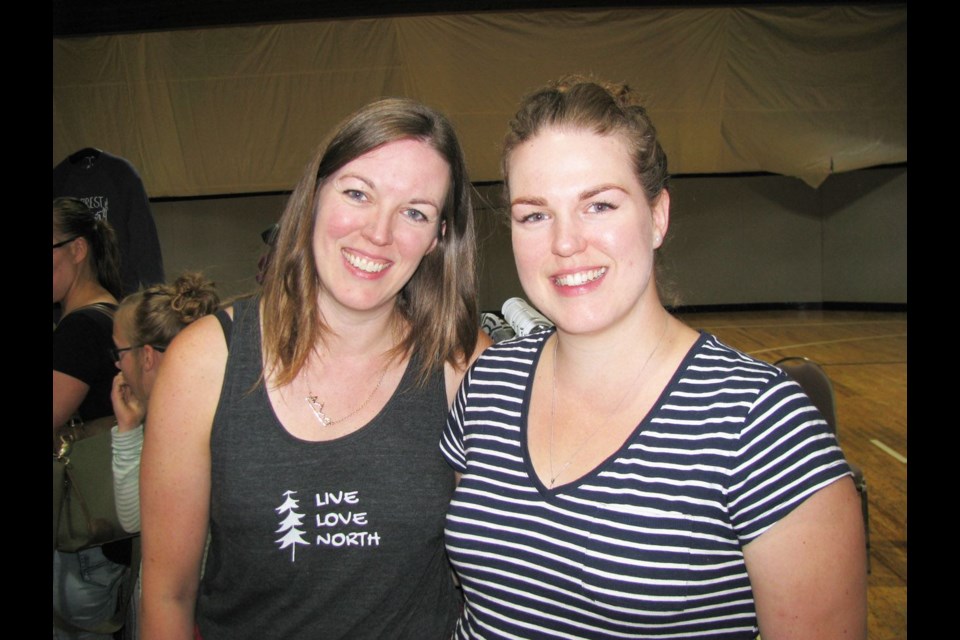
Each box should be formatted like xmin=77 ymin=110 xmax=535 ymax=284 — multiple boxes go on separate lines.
xmin=139 ymin=98 xmax=490 ymax=639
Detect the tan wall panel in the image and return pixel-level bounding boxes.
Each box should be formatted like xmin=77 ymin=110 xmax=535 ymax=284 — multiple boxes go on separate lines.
xmin=150 ymin=168 xmax=906 ymax=308
xmin=821 ymin=169 xmax=907 ymax=303
xmin=54 ymin=6 xmax=906 ymax=197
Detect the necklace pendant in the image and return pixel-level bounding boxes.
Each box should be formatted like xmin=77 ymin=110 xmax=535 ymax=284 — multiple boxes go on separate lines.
xmin=305 ymin=394 xmax=332 ymax=426
xmin=302 ymin=359 xmax=389 ymax=428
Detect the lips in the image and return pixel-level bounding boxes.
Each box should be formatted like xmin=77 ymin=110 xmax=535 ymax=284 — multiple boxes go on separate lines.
xmin=553 ymin=267 xmax=606 ymax=287
xmin=342 ymin=249 xmax=390 ymax=274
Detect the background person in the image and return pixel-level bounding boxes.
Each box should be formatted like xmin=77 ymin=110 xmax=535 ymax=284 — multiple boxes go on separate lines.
xmin=110 ymin=272 xmax=221 ymax=640
xmin=111 ymin=272 xmax=221 ymax=534
xmin=53 ymin=196 xmax=130 ymax=639
xmin=53 ymin=197 xmax=123 ymax=435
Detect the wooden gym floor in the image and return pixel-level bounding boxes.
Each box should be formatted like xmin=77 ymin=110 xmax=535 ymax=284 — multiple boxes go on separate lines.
xmin=674 ymin=308 xmax=907 ymax=639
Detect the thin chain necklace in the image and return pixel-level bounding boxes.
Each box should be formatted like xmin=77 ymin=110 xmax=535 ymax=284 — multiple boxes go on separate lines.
xmin=548 ymin=316 xmax=670 ymax=488
xmin=304 ymin=360 xmax=389 ymax=427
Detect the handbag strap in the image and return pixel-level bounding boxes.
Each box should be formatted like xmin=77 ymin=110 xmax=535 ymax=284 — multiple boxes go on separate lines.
xmin=84 ymin=301 xmax=117 ymax=320
xmin=55 ymin=301 xmax=117 ymax=327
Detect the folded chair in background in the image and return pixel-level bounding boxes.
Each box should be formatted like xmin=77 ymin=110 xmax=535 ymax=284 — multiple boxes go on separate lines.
xmin=774 ymin=356 xmax=871 ymax=573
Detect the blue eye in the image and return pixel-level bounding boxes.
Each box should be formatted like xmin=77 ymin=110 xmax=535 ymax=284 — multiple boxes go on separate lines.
xmin=515 ymin=211 xmax=548 ymax=224
xmin=587 ymin=201 xmax=615 ymax=214
xmin=344 ymin=189 xmax=368 ymax=202
xmin=403 ymin=208 xmax=428 ymax=222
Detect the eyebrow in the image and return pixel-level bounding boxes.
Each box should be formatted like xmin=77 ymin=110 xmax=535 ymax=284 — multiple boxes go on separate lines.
xmin=338 ymin=173 xmax=376 ymax=191
xmin=339 ymin=173 xmax=440 ymax=210
xmin=406 ymin=195 xmax=441 ymax=209
xmin=510 ymin=184 xmax=626 ymax=208
xmin=579 ymin=184 xmax=626 ymax=201
xmin=510 ymin=195 xmax=547 ymax=207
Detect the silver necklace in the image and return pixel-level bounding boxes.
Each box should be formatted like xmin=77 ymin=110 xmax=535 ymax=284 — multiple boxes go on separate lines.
xmin=548 ymin=317 xmax=670 ymax=488
xmin=305 ymin=363 xmax=389 ymax=427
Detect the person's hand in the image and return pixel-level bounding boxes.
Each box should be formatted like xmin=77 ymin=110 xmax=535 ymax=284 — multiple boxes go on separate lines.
xmin=112 ymin=372 xmax=145 ymax=432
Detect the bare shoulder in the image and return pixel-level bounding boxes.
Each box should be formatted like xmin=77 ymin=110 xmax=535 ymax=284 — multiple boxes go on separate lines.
xmin=166 ymin=307 xmax=231 ymax=365
xmin=443 ymin=329 xmax=493 ymax=407
xmin=744 ymin=477 xmax=867 ymax=640
xmin=145 ymin=309 xmax=231 ymax=440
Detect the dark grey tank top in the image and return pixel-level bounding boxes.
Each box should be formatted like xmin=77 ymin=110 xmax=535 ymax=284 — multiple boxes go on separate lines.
xmin=197 ymin=298 xmax=459 ymax=639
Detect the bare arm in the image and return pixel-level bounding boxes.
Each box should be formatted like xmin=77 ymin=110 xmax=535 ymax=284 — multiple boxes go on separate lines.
xmin=744 ymin=477 xmax=867 ymax=640
xmin=53 ymin=370 xmax=89 ymax=430
xmin=140 ymin=314 xmax=228 ymax=640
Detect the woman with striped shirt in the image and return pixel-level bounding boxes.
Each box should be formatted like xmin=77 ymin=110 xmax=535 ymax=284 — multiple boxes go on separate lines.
xmin=441 ymin=77 xmax=867 ymax=639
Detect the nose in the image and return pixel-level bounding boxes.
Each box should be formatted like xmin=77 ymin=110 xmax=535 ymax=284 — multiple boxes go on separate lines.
xmin=551 ymin=214 xmax=586 ymax=257
xmin=363 ymin=208 xmax=394 ymax=246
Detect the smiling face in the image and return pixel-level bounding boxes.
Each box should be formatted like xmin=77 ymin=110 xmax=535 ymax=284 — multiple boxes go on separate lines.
xmin=508 ymin=127 xmax=669 ymax=337
xmin=312 ymin=137 xmax=449 ymax=321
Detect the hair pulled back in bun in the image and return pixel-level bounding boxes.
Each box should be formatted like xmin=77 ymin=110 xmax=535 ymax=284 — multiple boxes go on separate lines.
xmin=119 ymin=272 xmax=220 ymax=349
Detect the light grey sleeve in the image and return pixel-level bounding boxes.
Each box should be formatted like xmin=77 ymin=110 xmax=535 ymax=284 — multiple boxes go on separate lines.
xmin=111 ymin=423 xmax=144 ymax=533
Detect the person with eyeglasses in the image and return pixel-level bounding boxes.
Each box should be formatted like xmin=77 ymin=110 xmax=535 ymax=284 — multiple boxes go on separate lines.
xmin=53 ymin=196 xmax=129 ymax=639
xmin=53 ymin=197 xmax=123 ymax=437
xmin=109 ymin=272 xmax=220 ymax=640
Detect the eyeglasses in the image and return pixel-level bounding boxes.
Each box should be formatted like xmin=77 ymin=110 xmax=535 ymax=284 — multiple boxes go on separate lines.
xmin=53 ymin=236 xmax=79 ymax=250
xmin=110 ymin=345 xmax=137 ymax=362
xmin=110 ymin=344 xmax=167 ymax=362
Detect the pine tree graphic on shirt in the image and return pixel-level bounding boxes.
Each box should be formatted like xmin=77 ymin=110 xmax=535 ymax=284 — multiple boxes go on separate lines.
xmin=275 ymin=490 xmax=309 ymax=561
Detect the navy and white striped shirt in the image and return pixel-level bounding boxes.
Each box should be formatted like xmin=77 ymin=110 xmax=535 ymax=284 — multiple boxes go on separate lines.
xmin=441 ymin=331 xmax=851 ymax=639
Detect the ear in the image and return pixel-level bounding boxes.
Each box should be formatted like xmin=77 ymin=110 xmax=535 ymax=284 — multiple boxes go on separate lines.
xmin=651 ymin=189 xmax=670 ymax=250
xmin=69 ymin=236 xmax=89 ymax=265
xmin=140 ymin=344 xmax=161 ymax=372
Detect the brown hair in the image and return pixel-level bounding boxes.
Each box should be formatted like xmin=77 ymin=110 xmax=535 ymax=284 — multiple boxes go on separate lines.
xmin=261 ymin=97 xmax=479 ymax=387
xmin=501 ymin=75 xmax=669 ymax=204
xmin=119 ymin=272 xmax=220 ymax=349
xmin=53 ymin=196 xmax=123 ymax=300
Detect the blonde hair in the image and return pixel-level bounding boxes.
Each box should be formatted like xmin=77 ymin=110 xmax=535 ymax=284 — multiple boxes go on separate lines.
xmin=261 ymin=97 xmax=479 ymax=387
xmin=119 ymin=272 xmax=220 ymax=349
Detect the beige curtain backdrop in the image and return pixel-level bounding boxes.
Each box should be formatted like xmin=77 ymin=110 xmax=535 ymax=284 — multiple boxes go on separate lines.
xmin=53 ymin=5 xmax=906 ymax=196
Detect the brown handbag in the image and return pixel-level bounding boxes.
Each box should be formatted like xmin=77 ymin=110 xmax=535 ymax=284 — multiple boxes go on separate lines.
xmin=53 ymin=415 xmax=135 ymax=552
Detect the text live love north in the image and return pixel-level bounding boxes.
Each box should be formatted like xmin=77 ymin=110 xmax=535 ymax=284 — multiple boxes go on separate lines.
xmin=315 ymin=490 xmax=381 ymax=547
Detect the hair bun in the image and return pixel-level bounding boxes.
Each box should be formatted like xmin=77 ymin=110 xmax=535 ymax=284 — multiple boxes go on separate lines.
xmin=169 ymin=272 xmax=219 ymax=324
